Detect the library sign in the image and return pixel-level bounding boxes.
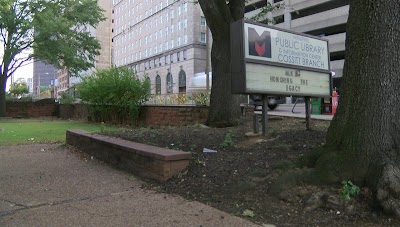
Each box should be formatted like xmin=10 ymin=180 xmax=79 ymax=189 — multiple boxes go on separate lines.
xmin=231 ymin=20 xmax=332 ymax=97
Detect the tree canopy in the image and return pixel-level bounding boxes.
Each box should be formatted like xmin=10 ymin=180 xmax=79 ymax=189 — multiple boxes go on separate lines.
xmin=0 ymin=0 xmax=105 ymax=116
xmin=9 ymin=78 xmax=28 ymax=96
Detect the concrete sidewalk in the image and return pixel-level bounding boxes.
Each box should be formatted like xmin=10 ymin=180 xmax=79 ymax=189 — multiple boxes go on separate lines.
xmin=0 ymin=144 xmax=259 ymax=227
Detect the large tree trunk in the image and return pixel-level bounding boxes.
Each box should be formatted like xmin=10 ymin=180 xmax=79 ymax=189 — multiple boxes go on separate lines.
xmin=206 ymin=24 xmax=242 ymax=127
xmin=198 ymin=0 xmax=243 ymax=127
xmin=0 ymin=75 xmax=6 ymax=117
xmin=320 ymin=0 xmax=400 ymax=216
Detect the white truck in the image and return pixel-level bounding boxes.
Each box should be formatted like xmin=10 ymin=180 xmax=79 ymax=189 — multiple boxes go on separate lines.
xmin=187 ymin=72 xmax=285 ymax=110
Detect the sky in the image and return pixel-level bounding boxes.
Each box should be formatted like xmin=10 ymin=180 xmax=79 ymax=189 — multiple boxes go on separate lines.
xmin=1 ymin=45 xmax=33 ymax=91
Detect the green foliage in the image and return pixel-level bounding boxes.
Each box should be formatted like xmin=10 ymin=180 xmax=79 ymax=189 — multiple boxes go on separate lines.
xmin=247 ymin=2 xmax=285 ymax=24
xmin=78 ymin=67 xmax=150 ymax=124
xmin=339 ymin=180 xmax=360 ymax=200
xmin=190 ymin=92 xmax=210 ymax=105
xmin=59 ymin=92 xmax=76 ymax=104
xmin=9 ymin=79 xmax=29 ymax=96
xmin=242 ymin=209 xmax=255 ymax=218
xmin=0 ymin=0 xmax=105 ymax=117
xmin=220 ymin=130 xmax=235 ymax=149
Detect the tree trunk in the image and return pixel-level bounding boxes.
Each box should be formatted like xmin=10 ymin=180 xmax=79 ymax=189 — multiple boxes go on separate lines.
xmin=198 ymin=0 xmax=243 ymax=127
xmin=0 ymin=75 xmax=6 ymax=117
xmin=320 ymin=0 xmax=400 ymax=216
xmin=206 ymin=24 xmax=241 ymax=127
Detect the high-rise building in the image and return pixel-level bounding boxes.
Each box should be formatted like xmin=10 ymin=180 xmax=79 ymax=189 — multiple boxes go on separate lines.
xmin=33 ymin=61 xmax=57 ymax=95
xmin=112 ymin=0 xmax=209 ymax=94
xmin=27 ymin=78 xmax=33 ymax=94
xmin=57 ymin=0 xmax=113 ymax=95
xmin=245 ymin=0 xmax=347 ymax=91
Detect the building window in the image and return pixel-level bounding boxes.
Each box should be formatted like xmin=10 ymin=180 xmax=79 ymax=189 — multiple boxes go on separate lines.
xmin=160 ymin=15 xmax=163 ymax=24
xmin=179 ymin=69 xmax=186 ymax=93
xmin=155 ymin=45 xmax=158 ymax=54
xmin=177 ymin=52 xmax=180 ymax=61
xmin=159 ymin=57 xmax=162 ymax=66
xmin=154 ymin=59 xmax=156 ymax=68
xmin=184 ymin=2 xmax=187 ymax=12
xmin=159 ymin=43 xmax=162 ymax=52
xmin=156 ymin=75 xmax=161 ymax=94
xmin=146 ymin=77 xmax=151 ymax=94
xmin=200 ymin=32 xmax=206 ymax=43
xmin=165 ymin=41 xmax=168 ymax=50
xmin=177 ymin=36 xmax=181 ymax=46
xmin=178 ymin=21 xmax=181 ymax=30
xmin=149 ymin=47 xmax=152 ymax=55
xmin=149 ymin=60 xmax=151 ymax=68
xmin=166 ymin=73 xmax=173 ymax=94
xmin=159 ymin=29 xmax=162 ymax=38
xmin=171 ymin=40 xmax=174 ymax=49
xmin=200 ymin=16 xmax=206 ymax=26
xmin=178 ymin=4 xmax=181 ymax=15
xmin=171 ymin=24 xmax=174 ymax=33
xmin=165 ymin=55 xmax=168 ymax=65
xmin=155 ymin=32 xmax=157 ymax=40
xmin=170 ymin=9 xmax=174 ymax=19
xmin=170 ymin=54 xmax=174 ymax=63
xmin=184 ymin=19 xmax=187 ymax=29
xmin=165 ymin=27 xmax=169 ymax=37
xmin=183 ymin=50 xmax=187 ymax=60
xmin=184 ymin=35 xmax=187 ymax=44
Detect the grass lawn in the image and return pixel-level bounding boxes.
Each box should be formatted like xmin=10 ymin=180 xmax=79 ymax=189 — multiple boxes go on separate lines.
xmin=0 ymin=120 xmax=122 ymax=145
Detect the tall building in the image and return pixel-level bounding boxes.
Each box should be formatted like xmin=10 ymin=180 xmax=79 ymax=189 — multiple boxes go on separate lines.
xmin=33 ymin=61 xmax=57 ymax=95
xmin=27 ymin=78 xmax=33 ymax=94
xmin=112 ymin=0 xmax=209 ymax=94
xmin=57 ymin=0 xmax=113 ymax=95
xmin=245 ymin=0 xmax=347 ymax=91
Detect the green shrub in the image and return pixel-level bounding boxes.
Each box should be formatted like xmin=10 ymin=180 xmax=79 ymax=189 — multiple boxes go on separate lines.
xmin=59 ymin=92 xmax=76 ymax=104
xmin=339 ymin=180 xmax=360 ymax=200
xmin=77 ymin=67 xmax=150 ymax=124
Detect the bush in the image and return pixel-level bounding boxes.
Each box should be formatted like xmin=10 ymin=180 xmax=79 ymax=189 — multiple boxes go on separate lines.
xmin=59 ymin=92 xmax=76 ymax=104
xmin=77 ymin=67 xmax=150 ymax=124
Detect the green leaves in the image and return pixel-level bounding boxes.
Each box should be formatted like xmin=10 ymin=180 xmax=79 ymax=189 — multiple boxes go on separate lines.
xmin=9 ymin=79 xmax=28 ymax=96
xmin=32 ymin=0 xmax=105 ymax=75
xmin=339 ymin=180 xmax=360 ymax=200
xmin=77 ymin=67 xmax=150 ymax=124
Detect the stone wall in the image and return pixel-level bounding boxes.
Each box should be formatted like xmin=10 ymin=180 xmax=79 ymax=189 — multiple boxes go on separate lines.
xmin=59 ymin=104 xmax=209 ymax=127
xmin=5 ymin=100 xmax=208 ymax=127
xmin=139 ymin=106 xmax=208 ymax=127
xmin=6 ymin=99 xmax=58 ymax=118
xmin=59 ymin=104 xmax=90 ymax=121
xmin=66 ymin=129 xmax=191 ymax=182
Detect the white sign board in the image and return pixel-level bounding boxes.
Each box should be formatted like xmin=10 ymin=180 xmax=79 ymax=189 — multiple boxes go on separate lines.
xmin=246 ymin=63 xmax=331 ymax=96
xmin=244 ymin=23 xmax=329 ymax=71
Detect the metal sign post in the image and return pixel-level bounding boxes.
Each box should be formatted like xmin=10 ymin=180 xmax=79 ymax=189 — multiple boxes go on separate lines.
xmin=262 ymin=95 xmax=269 ymax=136
xmin=305 ymin=96 xmax=311 ymax=130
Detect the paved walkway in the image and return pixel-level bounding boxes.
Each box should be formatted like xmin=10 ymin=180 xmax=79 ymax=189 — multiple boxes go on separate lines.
xmin=0 ymin=144 xmax=260 ymax=227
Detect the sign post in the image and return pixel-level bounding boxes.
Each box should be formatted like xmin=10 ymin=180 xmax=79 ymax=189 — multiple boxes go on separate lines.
xmin=231 ymin=20 xmax=332 ymax=134
xmin=262 ymin=95 xmax=269 ymax=136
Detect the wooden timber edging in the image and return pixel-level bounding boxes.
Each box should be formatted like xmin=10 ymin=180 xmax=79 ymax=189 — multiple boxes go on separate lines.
xmin=66 ymin=130 xmax=191 ymax=182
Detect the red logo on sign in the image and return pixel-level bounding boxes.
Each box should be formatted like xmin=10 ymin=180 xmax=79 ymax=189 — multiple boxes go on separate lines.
xmin=255 ymin=42 xmax=266 ymax=56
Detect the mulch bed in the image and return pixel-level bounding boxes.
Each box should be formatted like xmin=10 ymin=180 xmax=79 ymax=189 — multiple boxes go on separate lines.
xmin=104 ymin=117 xmax=399 ymax=226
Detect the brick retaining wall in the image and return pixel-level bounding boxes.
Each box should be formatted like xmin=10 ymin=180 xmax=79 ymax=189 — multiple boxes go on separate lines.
xmin=6 ymin=99 xmax=58 ymax=118
xmin=66 ymin=130 xmax=191 ymax=181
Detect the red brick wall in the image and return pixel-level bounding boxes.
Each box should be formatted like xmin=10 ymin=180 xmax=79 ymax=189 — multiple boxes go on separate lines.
xmin=58 ymin=104 xmax=209 ymax=126
xmin=139 ymin=106 xmax=209 ymax=127
xmin=6 ymin=99 xmax=58 ymax=118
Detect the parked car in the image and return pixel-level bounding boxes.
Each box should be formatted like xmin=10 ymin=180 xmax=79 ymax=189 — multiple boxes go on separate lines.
xmin=249 ymin=94 xmax=286 ymax=110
